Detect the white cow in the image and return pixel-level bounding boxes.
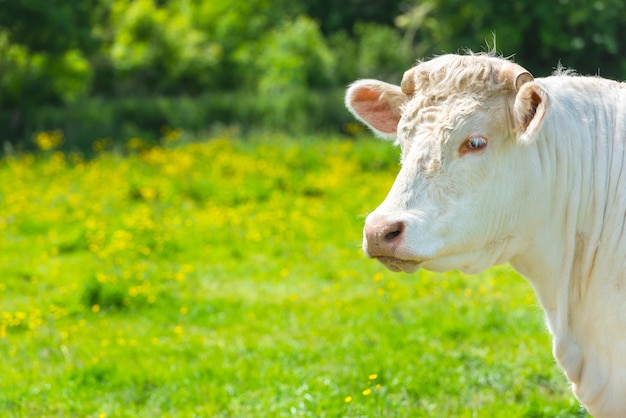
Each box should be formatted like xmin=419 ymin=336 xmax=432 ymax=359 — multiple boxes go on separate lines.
xmin=345 ymin=53 xmax=626 ymax=417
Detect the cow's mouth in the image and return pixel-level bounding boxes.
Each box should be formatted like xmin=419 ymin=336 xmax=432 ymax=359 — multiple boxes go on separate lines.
xmin=375 ymin=256 xmax=422 ymax=273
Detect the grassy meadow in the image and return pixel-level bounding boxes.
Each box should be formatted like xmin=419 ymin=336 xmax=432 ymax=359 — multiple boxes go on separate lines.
xmin=0 ymin=132 xmax=586 ymax=417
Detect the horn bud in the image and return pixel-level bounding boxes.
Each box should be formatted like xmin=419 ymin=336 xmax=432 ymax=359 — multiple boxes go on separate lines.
xmin=500 ymin=63 xmax=534 ymax=91
xmin=401 ymin=67 xmax=417 ymax=94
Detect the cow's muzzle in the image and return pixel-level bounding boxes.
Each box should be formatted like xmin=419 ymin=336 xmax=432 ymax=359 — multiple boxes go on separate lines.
xmin=363 ymin=214 xmax=429 ymax=273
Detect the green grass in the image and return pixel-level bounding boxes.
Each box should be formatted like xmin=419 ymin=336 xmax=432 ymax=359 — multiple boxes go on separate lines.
xmin=0 ymin=133 xmax=586 ymax=417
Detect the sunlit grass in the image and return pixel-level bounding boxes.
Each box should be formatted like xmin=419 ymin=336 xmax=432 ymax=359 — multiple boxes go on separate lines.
xmin=0 ymin=133 xmax=585 ymax=417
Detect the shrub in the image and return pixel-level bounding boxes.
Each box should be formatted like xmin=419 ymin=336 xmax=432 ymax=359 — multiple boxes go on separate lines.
xmin=105 ymin=0 xmax=221 ymax=95
xmin=354 ymin=23 xmax=414 ymax=82
xmin=0 ymin=32 xmax=93 ymax=107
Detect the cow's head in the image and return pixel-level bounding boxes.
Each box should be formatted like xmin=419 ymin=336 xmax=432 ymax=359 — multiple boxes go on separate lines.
xmin=346 ymin=54 xmax=549 ymax=274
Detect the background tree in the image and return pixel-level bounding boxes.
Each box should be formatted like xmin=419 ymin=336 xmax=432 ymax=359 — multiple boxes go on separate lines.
xmin=0 ymin=0 xmax=102 ymax=54
xmin=397 ymin=0 xmax=626 ymax=78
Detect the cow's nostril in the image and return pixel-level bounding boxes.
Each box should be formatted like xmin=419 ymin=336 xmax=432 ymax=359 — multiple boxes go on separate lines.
xmin=384 ymin=222 xmax=404 ymax=242
xmin=364 ymin=218 xmax=406 ymax=258
xmin=385 ymin=230 xmax=401 ymax=241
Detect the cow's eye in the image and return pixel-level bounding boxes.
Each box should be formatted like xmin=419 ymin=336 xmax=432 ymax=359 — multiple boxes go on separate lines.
xmin=461 ymin=136 xmax=488 ymax=154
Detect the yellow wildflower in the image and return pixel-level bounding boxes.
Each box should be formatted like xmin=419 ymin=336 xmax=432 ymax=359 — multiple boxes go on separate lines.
xmin=34 ymin=130 xmax=64 ymax=151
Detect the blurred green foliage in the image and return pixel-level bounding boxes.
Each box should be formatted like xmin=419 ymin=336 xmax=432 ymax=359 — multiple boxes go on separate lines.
xmin=2 ymin=0 xmax=626 ymax=149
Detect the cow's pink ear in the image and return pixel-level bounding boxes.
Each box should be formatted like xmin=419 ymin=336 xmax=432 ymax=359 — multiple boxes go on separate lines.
xmin=513 ymin=82 xmax=549 ymax=144
xmin=345 ymin=80 xmax=407 ymax=139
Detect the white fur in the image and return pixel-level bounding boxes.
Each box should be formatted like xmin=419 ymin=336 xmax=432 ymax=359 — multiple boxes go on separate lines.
xmin=347 ymin=53 xmax=626 ymax=417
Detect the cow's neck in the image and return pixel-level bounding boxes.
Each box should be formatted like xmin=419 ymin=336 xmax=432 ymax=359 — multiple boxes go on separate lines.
xmin=511 ymin=79 xmax=626 ymax=417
